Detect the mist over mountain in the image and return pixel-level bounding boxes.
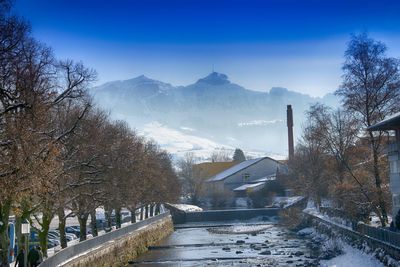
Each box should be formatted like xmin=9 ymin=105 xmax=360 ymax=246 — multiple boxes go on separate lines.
xmin=91 ymin=72 xmax=339 ymax=160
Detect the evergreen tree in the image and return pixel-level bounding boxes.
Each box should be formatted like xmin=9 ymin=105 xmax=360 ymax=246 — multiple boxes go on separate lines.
xmin=233 ymin=148 xmax=246 ymax=162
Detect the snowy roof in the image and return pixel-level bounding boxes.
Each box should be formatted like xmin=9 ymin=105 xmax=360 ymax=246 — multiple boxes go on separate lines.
xmin=233 ymin=182 xmax=265 ymax=191
xmin=207 ymin=157 xmax=267 ymax=182
xmin=368 ymin=112 xmax=400 ymax=131
xmin=252 ymin=174 xmax=276 ymax=183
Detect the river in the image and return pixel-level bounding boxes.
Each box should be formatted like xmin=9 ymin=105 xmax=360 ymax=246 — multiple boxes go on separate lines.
xmin=130 ymin=219 xmax=321 ymax=266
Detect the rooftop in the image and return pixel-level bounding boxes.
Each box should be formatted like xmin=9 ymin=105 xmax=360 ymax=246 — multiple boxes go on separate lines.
xmin=233 ymin=182 xmax=266 ymax=191
xmin=368 ymin=112 xmax=400 ymax=131
xmin=207 ymin=157 xmax=267 ymax=182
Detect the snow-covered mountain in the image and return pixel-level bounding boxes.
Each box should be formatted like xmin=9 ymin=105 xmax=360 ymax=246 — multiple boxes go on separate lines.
xmin=91 ymin=72 xmax=339 ymax=160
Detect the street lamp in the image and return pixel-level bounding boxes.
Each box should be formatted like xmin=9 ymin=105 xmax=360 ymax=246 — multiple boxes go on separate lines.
xmin=21 ymin=219 xmax=30 ymax=267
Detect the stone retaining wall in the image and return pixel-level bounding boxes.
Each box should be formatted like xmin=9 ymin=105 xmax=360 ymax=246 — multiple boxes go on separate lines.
xmin=304 ymin=212 xmax=400 ymax=263
xmin=39 ymin=212 xmax=173 ymax=267
xmin=63 ymin=215 xmax=173 ymax=267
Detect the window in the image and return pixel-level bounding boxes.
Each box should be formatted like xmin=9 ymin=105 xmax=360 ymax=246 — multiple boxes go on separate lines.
xmin=242 ymin=173 xmax=250 ymax=182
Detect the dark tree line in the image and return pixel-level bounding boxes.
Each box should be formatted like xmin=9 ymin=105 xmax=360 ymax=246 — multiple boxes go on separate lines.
xmin=0 ymin=1 xmax=180 ymax=262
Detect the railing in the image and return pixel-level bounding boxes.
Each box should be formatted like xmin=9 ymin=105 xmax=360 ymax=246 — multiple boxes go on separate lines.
xmin=305 ymin=210 xmax=400 ymax=252
xmin=39 ymin=204 xmax=169 ymax=267
xmin=317 ymin=206 xmax=400 ymax=248
xmin=356 ymin=223 xmax=400 ymax=248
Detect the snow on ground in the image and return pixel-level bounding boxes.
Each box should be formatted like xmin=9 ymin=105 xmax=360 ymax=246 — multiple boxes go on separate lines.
xmin=208 ymin=224 xmax=273 ymax=234
xmin=140 ymin=121 xmax=233 ymax=159
xmin=138 ymin=121 xmax=285 ymax=161
xmin=169 ymin=204 xmax=203 ymax=212
xmin=368 ymin=213 xmax=393 ymax=227
xmin=272 ymin=196 xmax=304 ymax=208
xmin=297 ymin=227 xmax=316 ymax=236
xmin=303 ymin=206 xmax=353 ymax=230
xmin=320 ymin=243 xmax=385 ymax=267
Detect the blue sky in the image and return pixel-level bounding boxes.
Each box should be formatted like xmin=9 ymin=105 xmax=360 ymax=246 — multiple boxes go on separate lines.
xmin=14 ymin=0 xmax=400 ymax=96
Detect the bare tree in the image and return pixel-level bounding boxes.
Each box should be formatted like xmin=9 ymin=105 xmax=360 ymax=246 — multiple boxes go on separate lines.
xmin=336 ymin=33 xmax=400 ymax=226
xmin=210 ymin=147 xmax=231 ymax=162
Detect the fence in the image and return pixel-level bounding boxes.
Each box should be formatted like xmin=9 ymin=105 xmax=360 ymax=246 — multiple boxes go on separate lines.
xmin=39 ymin=207 xmax=170 ymax=267
xmin=304 ymin=211 xmax=400 ymax=260
xmin=356 ymin=222 xmax=400 ymax=248
xmin=318 ymin=206 xmax=400 ymax=248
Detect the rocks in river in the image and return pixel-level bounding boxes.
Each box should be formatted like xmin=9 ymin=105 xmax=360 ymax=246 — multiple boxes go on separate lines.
xmin=236 ymin=240 xmax=245 ymax=244
xmin=236 ymin=250 xmax=243 ymax=254
xmin=286 ymin=260 xmax=294 ymax=263
xmin=294 ymin=251 xmax=304 ymax=256
xmin=222 ymin=247 xmax=231 ymax=251
xmin=259 ymin=250 xmax=272 ymax=255
xmin=250 ymin=244 xmax=261 ymax=250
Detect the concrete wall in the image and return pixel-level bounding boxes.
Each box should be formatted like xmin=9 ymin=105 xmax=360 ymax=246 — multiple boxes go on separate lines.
xmin=172 ymin=208 xmax=280 ymax=224
xmin=39 ymin=212 xmax=173 ymax=267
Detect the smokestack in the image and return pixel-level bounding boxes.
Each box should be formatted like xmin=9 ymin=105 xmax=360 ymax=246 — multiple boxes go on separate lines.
xmin=287 ymin=105 xmax=294 ymax=161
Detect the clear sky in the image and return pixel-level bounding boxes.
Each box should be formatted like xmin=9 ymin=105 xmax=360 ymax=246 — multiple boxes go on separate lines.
xmin=14 ymin=0 xmax=400 ymax=97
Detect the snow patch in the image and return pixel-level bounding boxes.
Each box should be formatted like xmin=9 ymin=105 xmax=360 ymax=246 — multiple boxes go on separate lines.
xmin=139 ymin=121 xmax=285 ymax=161
xmin=169 ymin=204 xmax=203 ymax=212
xmin=272 ymin=196 xmax=304 ymax=208
xmin=208 ymin=224 xmax=273 ymax=234
xmin=297 ymin=227 xmax=315 ymax=236
xmin=320 ymin=243 xmax=385 ymax=267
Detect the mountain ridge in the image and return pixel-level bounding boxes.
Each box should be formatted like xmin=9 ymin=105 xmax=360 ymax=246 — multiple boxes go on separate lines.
xmin=91 ymin=72 xmax=339 ymax=158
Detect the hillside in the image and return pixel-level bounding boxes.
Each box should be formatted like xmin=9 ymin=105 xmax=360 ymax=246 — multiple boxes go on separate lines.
xmin=91 ymin=72 xmax=339 ymax=160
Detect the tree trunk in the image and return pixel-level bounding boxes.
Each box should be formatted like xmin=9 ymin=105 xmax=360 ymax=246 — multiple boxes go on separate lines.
xmin=77 ymin=214 xmax=88 ymax=241
xmin=155 ymin=203 xmax=161 ymax=215
xmin=145 ymin=205 xmax=149 ymax=219
xmin=104 ymin=206 xmax=112 ymax=230
xmin=115 ymin=207 xmax=121 ymax=229
xmin=149 ymin=204 xmax=154 ymax=217
xmin=38 ymin=210 xmax=53 ymax=257
xmin=57 ymin=208 xmax=67 ymax=248
xmin=369 ymin=133 xmax=388 ymax=227
xmin=0 ymin=201 xmax=11 ymax=266
xmin=139 ymin=207 xmax=144 ymax=221
xmin=129 ymin=208 xmax=136 ymax=223
xmin=90 ymin=210 xmax=98 ymax=237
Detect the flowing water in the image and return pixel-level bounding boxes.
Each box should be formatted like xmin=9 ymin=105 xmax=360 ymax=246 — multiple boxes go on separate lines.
xmin=130 ymin=220 xmax=321 ymax=266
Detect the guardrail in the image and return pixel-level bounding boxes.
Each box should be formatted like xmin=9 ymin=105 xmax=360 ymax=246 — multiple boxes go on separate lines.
xmin=317 ymin=206 xmax=400 ymax=248
xmin=39 ymin=210 xmax=170 ymax=267
xmin=357 ymin=222 xmax=400 ymax=248
xmin=304 ymin=211 xmax=400 ymax=260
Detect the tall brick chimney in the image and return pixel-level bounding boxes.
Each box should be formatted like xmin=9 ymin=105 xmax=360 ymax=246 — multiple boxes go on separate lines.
xmin=287 ymin=105 xmax=294 ymax=161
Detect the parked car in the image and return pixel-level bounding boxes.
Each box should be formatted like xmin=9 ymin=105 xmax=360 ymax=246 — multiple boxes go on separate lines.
xmin=48 ymin=230 xmax=77 ymax=242
xmin=65 ymin=225 xmax=92 ymax=238
xmin=65 ymin=226 xmax=80 ymax=237
xmin=47 ymin=238 xmax=60 ymax=248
